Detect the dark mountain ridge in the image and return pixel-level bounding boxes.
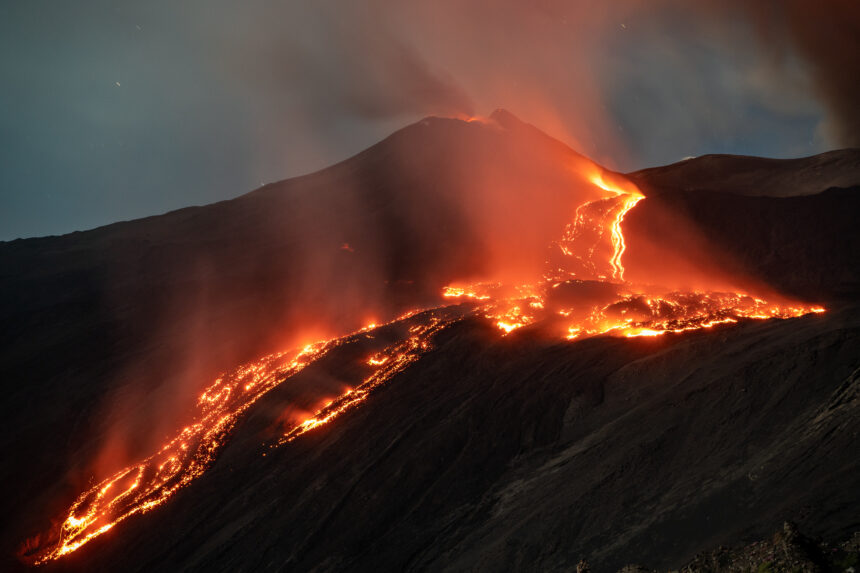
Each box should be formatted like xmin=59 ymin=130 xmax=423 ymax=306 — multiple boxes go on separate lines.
xmin=1 ymin=112 xmax=858 ymax=571
xmin=627 ymin=148 xmax=860 ymax=198
xmin=0 ymin=110 xmax=606 ymax=570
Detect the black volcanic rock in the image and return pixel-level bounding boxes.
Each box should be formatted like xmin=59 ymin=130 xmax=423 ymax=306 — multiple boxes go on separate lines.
xmin=0 ymin=111 xmax=593 ymax=542
xmin=1 ymin=115 xmax=859 ymax=572
xmin=623 ymin=186 xmax=860 ymax=301
xmin=33 ymin=305 xmax=860 ymax=573
xmin=624 ymin=149 xmax=860 ymax=303
xmin=670 ymin=522 xmax=860 ymax=573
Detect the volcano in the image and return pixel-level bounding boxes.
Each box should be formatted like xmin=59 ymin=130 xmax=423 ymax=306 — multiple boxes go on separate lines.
xmin=1 ymin=111 xmax=858 ymax=572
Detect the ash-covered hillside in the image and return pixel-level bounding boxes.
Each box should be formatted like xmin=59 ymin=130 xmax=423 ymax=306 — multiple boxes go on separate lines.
xmin=627 ymin=149 xmax=860 ymax=198
xmin=1 ymin=113 xmax=858 ymax=572
xmin=36 ymin=303 xmax=860 ymax=573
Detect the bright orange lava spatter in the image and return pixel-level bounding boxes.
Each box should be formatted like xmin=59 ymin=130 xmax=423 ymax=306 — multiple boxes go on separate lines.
xmin=24 ymin=168 xmax=824 ymax=565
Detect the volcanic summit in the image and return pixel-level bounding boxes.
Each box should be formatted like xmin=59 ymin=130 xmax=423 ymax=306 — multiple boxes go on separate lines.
xmin=2 ymin=112 xmax=859 ymax=572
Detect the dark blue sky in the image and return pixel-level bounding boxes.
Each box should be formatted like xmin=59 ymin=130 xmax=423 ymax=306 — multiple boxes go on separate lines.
xmin=1 ymin=1 xmax=855 ymax=240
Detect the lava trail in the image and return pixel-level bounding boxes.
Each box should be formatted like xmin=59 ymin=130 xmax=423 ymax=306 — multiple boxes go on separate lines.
xmin=23 ymin=167 xmax=824 ymax=566
xmin=278 ymin=311 xmax=459 ymax=445
xmin=442 ymin=172 xmax=822 ymax=337
xmin=23 ymin=309 xmax=464 ymax=565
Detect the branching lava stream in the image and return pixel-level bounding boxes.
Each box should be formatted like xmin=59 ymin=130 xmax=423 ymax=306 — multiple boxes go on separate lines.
xmin=23 ymin=168 xmax=824 ymax=566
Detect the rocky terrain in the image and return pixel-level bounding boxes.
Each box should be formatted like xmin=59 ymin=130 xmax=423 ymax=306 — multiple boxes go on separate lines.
xmin=610 ymin=522 xmax=860 ymax=573
xmin=1 ymin=113 xmax=858 ymax=571
xmin=627 ymin=149 xmax=860 ymax=199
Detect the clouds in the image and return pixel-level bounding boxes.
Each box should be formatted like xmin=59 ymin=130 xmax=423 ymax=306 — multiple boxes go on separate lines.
xmin=0 ymin=0 xmax=856 ymax=239
xmin=752 ymin=0 xmax=860 ymax=146
xmin=654 ymin=0 xmax=860 ymax=149
xmin=194 ymin=0 xmax=855 ymax=166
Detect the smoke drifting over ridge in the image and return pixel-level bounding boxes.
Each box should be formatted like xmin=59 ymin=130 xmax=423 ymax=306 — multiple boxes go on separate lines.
xmin=2 ymin=1 xmax=858 ymax=239
xmin=4 ymin=3 xmax=858 ymax=561
xmin=216 ymin=0 xmax=858 ymax=167
xmin=4 ymin=1 xmax=855 ymax=489
xmin=761 ymin=0 xmax=860 ymax=146
xmin=697 ymin=0 xmax=860 ymax=147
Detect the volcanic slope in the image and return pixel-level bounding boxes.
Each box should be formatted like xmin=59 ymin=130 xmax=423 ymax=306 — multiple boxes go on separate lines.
xmin=623 ymin=153 xmax=860 ymax=301
xmin=627 ymin=148 xmax=860 ymax=198
xmin=0 ymin=109 xmax=601 ymax=567
xmin=1 ymin=111 xmax=858 ymax=571
xmin=38 ymin=304 xmax=860 ymax=573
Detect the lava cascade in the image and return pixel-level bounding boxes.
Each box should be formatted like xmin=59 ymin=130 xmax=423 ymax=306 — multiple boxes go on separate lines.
xmin=22 ymin=167 xmax=823 ymax=566
xmin=442 ymin=172 xmax=821 ymax=338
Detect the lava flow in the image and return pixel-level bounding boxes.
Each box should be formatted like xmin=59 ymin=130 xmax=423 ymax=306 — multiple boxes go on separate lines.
xmin=278 ymin=311 xmax=458 ymax=445
xmin=27 ymin=341 xmax=336 ymax=563
xmin=441 ymin=170 xmax=822 ymax=337
xmin=24 ymin=164 xmax=824 ymax=566
xmin=22 ymin=308 xmax=466 ymax=565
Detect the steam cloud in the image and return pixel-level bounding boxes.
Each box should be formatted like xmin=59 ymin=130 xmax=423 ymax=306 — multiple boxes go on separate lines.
xmin=741 ymin=0 xmax=860 ymax=146
xmin=4 ymin=1 xmax=856 ymax=239
xmin=57 ymin=0 xmax=858 ymax=479
xmin=214 ymin=0 xmax=859 ymax=169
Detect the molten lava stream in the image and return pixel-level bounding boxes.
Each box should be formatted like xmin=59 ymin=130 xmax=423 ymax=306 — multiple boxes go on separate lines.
xmin=608 ymin=193 xmax=643 ymax=281
xmin=441 ymin=170 xmax=823 ymax=339
xmin=278 ymin=313 xmax=457 ymax=445
xmin=24 ymin=309 xmax=461 ymax=565
xmin=25 ymin=342 xmax=331 ymax=564
xmin=25 ymin=165 xmax=825 ymax=566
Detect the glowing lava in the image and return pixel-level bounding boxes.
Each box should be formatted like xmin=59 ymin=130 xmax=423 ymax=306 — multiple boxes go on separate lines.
xmin=23 ymin=309 xmax=462 ymax=565
xmin=608 ymin=193 xmax=643 ymax=281
xmin=441 ymin=171 xmax=822 ymax=338
xmin=27 ymin=342 xmax=335 ymax=563
xmin=279 ymin=313 xmax=456 ymax=445
xmin=588 ymin=170 xmax=645 ymax=282
xmin=24 ymin=164 xmax=825 ymax=566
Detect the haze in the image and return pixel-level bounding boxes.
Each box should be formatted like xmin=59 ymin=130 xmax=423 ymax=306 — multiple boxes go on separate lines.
xmin=1 ymin=0 xmax=857 ymax=240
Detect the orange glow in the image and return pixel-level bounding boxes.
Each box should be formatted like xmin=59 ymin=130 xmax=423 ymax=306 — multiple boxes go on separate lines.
xmin=442 ymin=285 xmax=492 ymax=300
xmin=26 ymin=160 xmax=826 ymax=565
xmin=454 ymin=113 xmax=491 ymax=124
xmin=438 ymin=170 xmax=820 ymax=338
xmin=279 ymin=313 xmax=454 ymax=445
xmin=24 ymin=309 xmax=451 ymax=565
xmin=608 ymin=194 xmax=643 ymax=281
xmin=496 ymin=320 xmax=524 ymax=334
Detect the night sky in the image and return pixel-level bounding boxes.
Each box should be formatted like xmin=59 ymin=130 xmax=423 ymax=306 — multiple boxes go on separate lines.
xmin=1 ymin=1 xmax=857 ymax=240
